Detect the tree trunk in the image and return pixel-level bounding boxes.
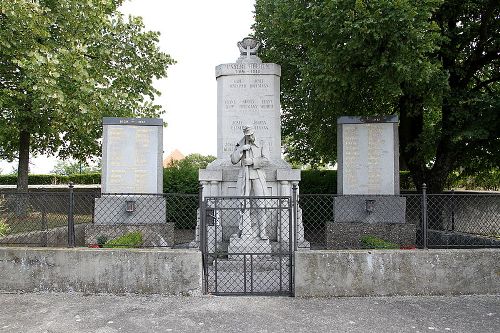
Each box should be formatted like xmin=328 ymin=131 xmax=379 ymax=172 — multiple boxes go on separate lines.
xmin=398 ymin=91 xmax=426 ymax=191
xmin=16 ymin=130 xmax=30 ymax=193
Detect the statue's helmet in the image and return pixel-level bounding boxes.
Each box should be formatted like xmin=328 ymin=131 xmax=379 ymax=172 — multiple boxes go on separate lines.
xmin=243 ymin=125 xmax=255 ymax=136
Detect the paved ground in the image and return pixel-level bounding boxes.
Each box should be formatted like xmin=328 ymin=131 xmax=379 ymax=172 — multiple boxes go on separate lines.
xmin=0 ymin=293 xmax=498 ymax=333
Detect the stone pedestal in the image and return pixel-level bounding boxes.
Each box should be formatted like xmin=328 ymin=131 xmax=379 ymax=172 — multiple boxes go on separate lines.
xmin=228 ymin=234 xmax=272 ymax=260
xmin=191 ymin=165 xmax=310 ymax=252
xmin=333 ymin=196 xmax=406 ymax=224
xmin=94 ymin=195 xmax=166 ymax=225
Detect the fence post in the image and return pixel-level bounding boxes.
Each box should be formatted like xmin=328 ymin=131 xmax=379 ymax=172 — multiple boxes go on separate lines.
xmin=450 ymin=189 xmax=455 ymax=231
xmin=292 ymin=183 xmax=298 ymax=252
xmin=68 ymin=182 xmax=75 ymax=248
xmin=422 ymin=183 xmax=428 ymax=249
xmin=198 ymin=184 xmax=204 ymax=253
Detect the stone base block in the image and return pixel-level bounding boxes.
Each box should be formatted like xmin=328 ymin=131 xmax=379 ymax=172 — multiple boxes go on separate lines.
xmin=85 ymin=223 xmax=174 ymax=247
xmin=334 ymin=196 xmax=406 ymax=223
xmin=327 ymin=222 xmax=416 ymax=249
xmin=94 ymin=196 xmax=166 ymax=225
xmin=228 ymin=235 xmax=272 ymax=260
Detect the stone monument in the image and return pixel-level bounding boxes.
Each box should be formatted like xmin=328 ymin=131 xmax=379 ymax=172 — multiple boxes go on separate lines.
xmin=191 ymin=37 xmax=309 ymax=254
xmin=89 ymin=117 xmax=171 ymax=246
xmin=328 ymin=116 xmax=415 ymax=249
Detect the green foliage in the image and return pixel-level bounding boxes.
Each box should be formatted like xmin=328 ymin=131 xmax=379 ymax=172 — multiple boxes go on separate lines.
xmin=400 ymin=171 xmax=416 ymax=191
xmin=0 ymin=196 xmax=10 ymax=236
xmin=447 ymin=168 xmax=500 ymax=191
xmin=52 ymin=160 xmax=100 ymax=176
xmin=0 ymin=175 xmax=17 ymax=185
xmin=360 ymin=235 xmax=399 ymax=249
xmin=163 ymin=154 xmax=216 ymax=194
xmin=96 ymin=235 xmax=108 ymax=247
xmin=254 ymin=0 xmax=500 ymax=192
xmin=0 ymin=0 xmax=174 ymax=190
xmin=0 ymin=197 xmax=11 ymax=237
xmin=68 ymin=173 xmax=101 ymax=185
xmin=300 ymin=170 xmax=337 ymax=194
xmin=103 ymin=231 xmax=143 ymax=248
xmin=0 ymin=173 xmax=100 ymax=185
xmin=0 ymin=220 xmax=9 ymax=237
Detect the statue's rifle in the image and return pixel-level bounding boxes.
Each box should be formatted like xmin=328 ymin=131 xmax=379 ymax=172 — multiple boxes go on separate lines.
xmin=239 ymin=136 xmax=250 ymax=233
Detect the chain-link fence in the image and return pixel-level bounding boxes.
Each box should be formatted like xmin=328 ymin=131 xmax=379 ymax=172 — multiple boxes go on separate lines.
xmin=0 ymin=189 xmax=96 ymax=247
xmin=0 ymin=187 xmax=199 ymax=248
xmin=1 ymin=187 xmax=498 ymax=250
xmin=426 ymin=193 xmax=500 ymax=248
xmin=298 ymin=191 xmax=499 ymax=249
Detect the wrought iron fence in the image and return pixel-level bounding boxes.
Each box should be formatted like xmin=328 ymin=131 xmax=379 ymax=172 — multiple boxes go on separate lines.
xmin=201 ymin=196 xmax=293 ymax=295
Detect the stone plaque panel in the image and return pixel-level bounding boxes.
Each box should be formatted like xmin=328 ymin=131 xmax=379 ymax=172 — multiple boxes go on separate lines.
xmin=337 ymin=116 xmax=399 ymax=195
xmin=102 ymin=117 xmax=163 ymax=194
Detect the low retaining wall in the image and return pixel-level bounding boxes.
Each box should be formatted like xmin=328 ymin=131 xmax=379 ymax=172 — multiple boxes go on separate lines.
xmin=0 ymin=247 xmax=202 ymax=295
xmin=295 ymin=249 xmax=500 ymax=297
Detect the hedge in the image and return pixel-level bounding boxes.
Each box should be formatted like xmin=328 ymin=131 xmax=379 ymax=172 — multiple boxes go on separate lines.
xmin=0 ymin=173 xmax=100 ymax=185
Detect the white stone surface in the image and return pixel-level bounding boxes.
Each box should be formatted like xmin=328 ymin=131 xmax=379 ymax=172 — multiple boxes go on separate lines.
xmin=102 ymin=121 xmax=162 ymax=194
xmin=341 ymin=123 xmax=396 ymax=195
xmin=216 ymin=64 xmax=282 ymax=160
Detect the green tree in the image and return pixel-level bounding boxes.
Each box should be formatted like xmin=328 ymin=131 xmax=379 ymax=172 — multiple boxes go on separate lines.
xmin=0 ymin=0 xmax=174 ymax=192
xmin=163 ymin=153 xmax=216 ymax=193
xmin=254 ymin=0 xmax=500 ymax=192
xmin=51 ymin=159 xmax=100 ymax=175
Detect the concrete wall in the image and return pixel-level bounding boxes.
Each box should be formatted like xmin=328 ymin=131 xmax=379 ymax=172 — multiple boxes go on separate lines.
xmin=295 ymin=249 xmax=500 ymax=297
xmin=0 ymin=247 xmax=202 ymax=295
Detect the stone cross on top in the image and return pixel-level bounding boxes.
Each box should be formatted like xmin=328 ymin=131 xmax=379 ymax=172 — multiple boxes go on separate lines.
xmin=237 ymin=37 xmax=261 ymax=63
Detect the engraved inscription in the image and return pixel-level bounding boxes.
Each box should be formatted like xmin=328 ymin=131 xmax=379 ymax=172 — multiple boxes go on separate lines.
xmin=367 ymin=124 xmax=383 ymax=193
xmin=104 ymin=125 xmax=159 ymax=194
xmin=343 ymin=126 xmax=359 ymax=190
xmin=229 ymin=78 xmax=246 ymax=89
xmin=341 ymin=123 xmax=395 ymax=195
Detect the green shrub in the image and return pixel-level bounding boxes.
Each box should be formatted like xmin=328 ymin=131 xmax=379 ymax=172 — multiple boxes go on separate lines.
xmin=68 ymin=173 xmax=101 ymax=184
xmin=0 ymin=175 xmax=17 ymax=185
xmin=360 ymin=235 xmax=399 ymax=249
xmin=0 ymin=174 xmax=68 ymax=185
xmin=399 ymin=170 xmax=415 ymax=190
xmin=0 ymin=220 xmax=10 ymax=237
xmin=163 ymin=154 xmax=215 ymax=194
xmin=300 ymin=170 xmax=337 ymax=194
xmin=103 ymin=231 xmax=143 ymax=248
xmin=96 ymin=235 xmax=108 ymax=247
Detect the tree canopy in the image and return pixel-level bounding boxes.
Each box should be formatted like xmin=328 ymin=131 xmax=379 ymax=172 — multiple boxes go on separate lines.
xmin=0 ymin=0 xmax=174 ymax=191
xmin=163 ymin=153 xmax=216 ymax=194
xmin=254 ymin=0 xmax=500 ymax=192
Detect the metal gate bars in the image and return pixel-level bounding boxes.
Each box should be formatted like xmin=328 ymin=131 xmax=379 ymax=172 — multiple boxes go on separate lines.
xmin=200 ymin=196 xmax=294 ymax=296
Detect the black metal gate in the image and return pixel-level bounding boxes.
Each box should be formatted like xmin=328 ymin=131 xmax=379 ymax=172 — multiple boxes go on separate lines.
xmin=200 ymin=196 xmax=294 ymax=296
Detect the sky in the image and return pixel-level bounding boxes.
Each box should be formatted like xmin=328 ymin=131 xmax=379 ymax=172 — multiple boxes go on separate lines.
xmin=0 ymin=0 xmax=256 ymax=174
